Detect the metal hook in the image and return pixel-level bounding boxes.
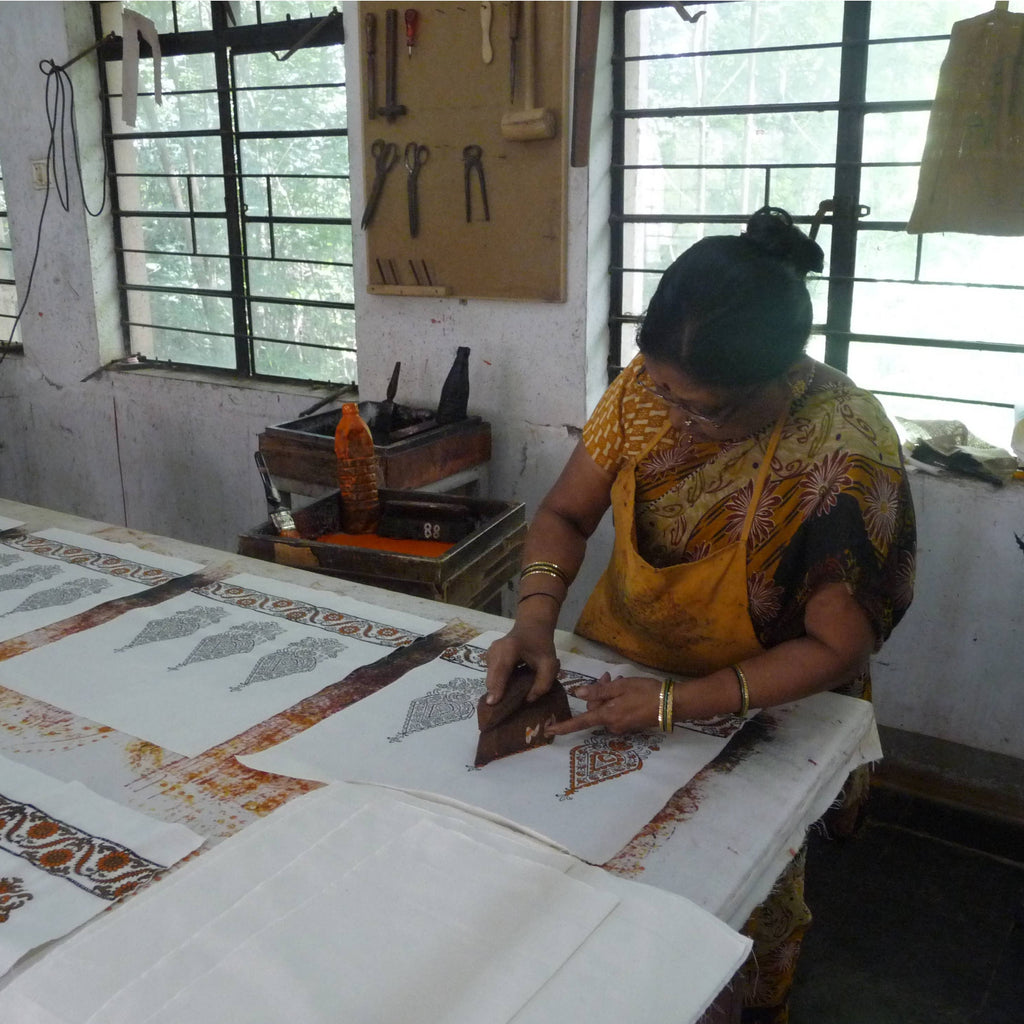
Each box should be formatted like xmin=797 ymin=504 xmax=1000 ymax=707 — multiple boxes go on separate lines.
xmin=669 ymin=3 xmax=705 ymax=24
xmin=272 ymin=7 xmax=341 ymax=62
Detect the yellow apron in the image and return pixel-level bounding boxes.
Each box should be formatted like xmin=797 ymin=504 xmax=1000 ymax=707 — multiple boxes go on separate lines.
xmin=576 ymin=409 xmax=788 ymax=677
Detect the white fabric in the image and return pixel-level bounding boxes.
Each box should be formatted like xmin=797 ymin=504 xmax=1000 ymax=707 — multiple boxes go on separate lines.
xmin=0 ymin=517 xmax=24 ymax=532
xmin=0 ymin=529 xmax=202 ymax=644
xmin=239 ymin=631 xmax=745 ymax=864
xmin=120 ymin=9 xmax=162 ymax=128
xmin=0 ymin=570 xmax=444 ymax=758
xmin=620 ymin=690 xmax=882 ymax=928
xmin=0 ymin=755 xmax=204 ymax=979
xmin=1 ymin=785 xmax=750 ymax=1024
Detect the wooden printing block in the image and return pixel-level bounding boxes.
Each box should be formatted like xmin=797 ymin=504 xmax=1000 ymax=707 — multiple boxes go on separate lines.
xmin=474 ymin=664 xmax=572 ymax=767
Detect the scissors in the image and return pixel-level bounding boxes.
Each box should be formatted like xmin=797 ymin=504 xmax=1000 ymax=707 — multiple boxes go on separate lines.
xmin=360 ymin=139 xmax=399 ymax=230
xmin=404 ymin=142 xmax=429 ymax=238
xmin=463 ymin=145 xmax=490 ymax=223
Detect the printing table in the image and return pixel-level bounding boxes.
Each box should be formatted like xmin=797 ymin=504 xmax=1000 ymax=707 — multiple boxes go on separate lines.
xmin=0 ymin=497 xmax=880 ymax=1009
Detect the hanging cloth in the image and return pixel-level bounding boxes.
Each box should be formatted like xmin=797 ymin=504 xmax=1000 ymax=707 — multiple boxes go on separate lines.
xmin=575 ymin=408 xmax=788 ymax=678
xmin=121 ymin=8 xmax=162 ymax=128
xmin=908 ymin=6 xmax=1024 ymax=235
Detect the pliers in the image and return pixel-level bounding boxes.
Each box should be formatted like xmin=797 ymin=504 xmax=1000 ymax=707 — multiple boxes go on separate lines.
xmin=462 ymin=145 xmax=490 ymax=223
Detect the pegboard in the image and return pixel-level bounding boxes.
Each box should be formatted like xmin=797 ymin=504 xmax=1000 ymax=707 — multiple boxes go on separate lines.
xmin=358 ymin=1 xmax=569 ymax=302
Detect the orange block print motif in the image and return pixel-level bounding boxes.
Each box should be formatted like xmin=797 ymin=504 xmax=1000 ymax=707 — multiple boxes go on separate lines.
xmin=561 ymin=731 xmax=661 ymax=800
xmin=0 ymin=877 xmax=33 ymax=922
xmin=0 ymin=794 xmax=164 ymax=901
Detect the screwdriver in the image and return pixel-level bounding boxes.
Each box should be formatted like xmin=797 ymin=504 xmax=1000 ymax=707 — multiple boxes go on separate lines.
xmin=405 ymin=8 xmax=418 ymax=57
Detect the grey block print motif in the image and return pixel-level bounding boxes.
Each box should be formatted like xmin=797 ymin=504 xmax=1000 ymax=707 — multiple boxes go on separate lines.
xmin=3 ymin=577 xmax=109 ymax=616
xmin=388 ymin=676 xmax=486 ymax=743
xmin=0 ymin=564 xmax=62 ymax=593
xmin=229 ymin=635 xmax=346 ymax=692
xmin=170 ymin=620 xmax=284 ymax=670
xmin=0 ymin=555 xmax=22 ymax=570
xmin=114 ymin=605 xmax=230 ymax=653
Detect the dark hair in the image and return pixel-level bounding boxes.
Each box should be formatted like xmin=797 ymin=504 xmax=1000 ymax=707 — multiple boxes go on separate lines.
xmin=637 ymin=207 xmax=824 ymax=387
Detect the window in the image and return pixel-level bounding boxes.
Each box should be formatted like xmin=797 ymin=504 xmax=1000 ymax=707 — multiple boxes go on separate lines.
xmin=97 ymin=0 xmax=353 ymax=384
xmin=611 ymin=0 xmax=1022 ymax=446
xmin=0 ymin=166 xmax=20 ymax=348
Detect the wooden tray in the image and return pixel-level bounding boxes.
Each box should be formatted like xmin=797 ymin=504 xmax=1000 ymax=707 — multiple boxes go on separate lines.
xmin=258 ymin=405 xmax=491 ymax=493
xmin=238 ymin=489 xmax=525 ymax=612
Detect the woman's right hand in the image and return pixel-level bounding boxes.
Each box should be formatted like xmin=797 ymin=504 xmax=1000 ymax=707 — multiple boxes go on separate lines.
xmin=484 ymin=619 xmax=561 ymax=706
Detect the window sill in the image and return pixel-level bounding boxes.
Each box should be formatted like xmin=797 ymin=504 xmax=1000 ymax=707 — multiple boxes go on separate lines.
xmin=103 ymin=361 xmax=357 ymax=403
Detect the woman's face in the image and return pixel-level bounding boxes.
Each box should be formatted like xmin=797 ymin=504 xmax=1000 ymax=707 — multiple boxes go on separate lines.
xmin=636 ymin=358 xmax=761 ymax=434
xmin=637 ymin=357 xmax=796 ymax=438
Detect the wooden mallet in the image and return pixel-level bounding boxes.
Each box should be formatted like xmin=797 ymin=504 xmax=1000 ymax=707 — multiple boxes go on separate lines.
xmin=500 ymin=1 xmax=556 ymax=142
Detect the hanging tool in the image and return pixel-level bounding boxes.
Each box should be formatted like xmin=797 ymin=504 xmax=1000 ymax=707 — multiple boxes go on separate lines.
xmin=508 ymin=1 xmax=520 ymax=102
xmin=480 ymin=2 xmax=493 ymax=64
xmin=378 ymin=8 xmax=407 ymax=122
xmin=376 ymin=360 xmax=403 ymax=438
xmin=463 ymin=145 xmax=490 ymax=223
xmin=360 ymin=138 xmax=399 ymax=230
xmin=404 ymin=141 xmax=429 ymax=238
xmin=364 ymin=12 xmax=378 ymax=120
xmin=405 ymin=8 xmax=418 ymax=57
xmin=501 ymin=0 xmax=556 ymax=141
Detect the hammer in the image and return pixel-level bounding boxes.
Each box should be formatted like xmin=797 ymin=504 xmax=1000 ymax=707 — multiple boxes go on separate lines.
xmin=377 ymin=8 xmax=407 ymax=123
xmin=500 ymin=1 xmax=556 ymax=141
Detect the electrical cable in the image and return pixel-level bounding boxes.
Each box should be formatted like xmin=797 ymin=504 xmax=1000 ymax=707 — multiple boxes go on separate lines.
xmin=1 ymin=53 xmax=109 ymax=367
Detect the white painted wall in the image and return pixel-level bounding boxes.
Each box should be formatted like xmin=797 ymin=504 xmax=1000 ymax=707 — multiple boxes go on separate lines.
xmin=0 ymin=3 xmax=1021 ymax=766
xmin=873 ymin=471 xmax=1024 ymax=761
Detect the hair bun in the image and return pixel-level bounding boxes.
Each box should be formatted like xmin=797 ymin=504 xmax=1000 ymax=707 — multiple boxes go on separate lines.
xmin=742 ymin=206 xmax=824 ymax=275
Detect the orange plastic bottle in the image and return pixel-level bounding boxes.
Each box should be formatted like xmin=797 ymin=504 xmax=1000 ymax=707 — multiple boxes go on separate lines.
xmin=334 ymin=402 xmax=380 ymax=534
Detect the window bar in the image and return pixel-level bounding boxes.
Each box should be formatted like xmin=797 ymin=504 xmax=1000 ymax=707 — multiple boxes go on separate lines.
xmin=823 ymin=1 xmax=871 ymax=372
xmin=265 ymin=175 xmax=276 ymax=260
xmin=607 ymin=4 xmax=628 ymax=379
xmin=187 ymin=174 xmax=198 ymax=256
xmin=212 ymin=2 xmax=252 ymax=374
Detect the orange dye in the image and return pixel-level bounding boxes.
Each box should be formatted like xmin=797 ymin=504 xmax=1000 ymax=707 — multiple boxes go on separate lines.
xmin=316 ymin=532 xmax=454 ymax=558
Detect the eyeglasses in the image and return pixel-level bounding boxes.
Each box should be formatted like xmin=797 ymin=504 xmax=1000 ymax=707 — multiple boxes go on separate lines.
xmin=634 ymin=366 xmax=755 ymax=427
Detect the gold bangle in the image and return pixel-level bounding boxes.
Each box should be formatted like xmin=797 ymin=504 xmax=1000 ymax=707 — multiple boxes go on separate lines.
xmin=658 ymin=680 xmax=675 ymax=733
xmin=520 ymin=561 xmax=570 ymax=586
xmin=519 ymin=567 xmax=567 ymax=585
xmin=517 ymin=591 xmax=562 ymax=607
xmin=732 ymin=664 xmax=750 ymax=718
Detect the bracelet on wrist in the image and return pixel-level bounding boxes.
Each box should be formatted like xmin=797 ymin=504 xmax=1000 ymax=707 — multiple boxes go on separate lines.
xmin=732 ymin=664 xmax=750 ymax=718
xmin=517 ymin=591 xmax=562 ymax=607
xmin=658 ymin=679 xmax=675 ymax=733
xmin=520 ymin=561 xmax=570 ymax=587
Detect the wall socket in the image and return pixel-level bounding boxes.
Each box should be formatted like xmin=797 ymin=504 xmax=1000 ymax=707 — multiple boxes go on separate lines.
xmin=31 ymin=160 xmax=50 ymax=190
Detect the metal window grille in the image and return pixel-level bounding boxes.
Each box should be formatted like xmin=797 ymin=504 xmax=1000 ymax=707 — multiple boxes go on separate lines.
xmin=610 ymin=1 xmax=1023 ymax=441
xmin=0 ymin=168 xmax=20 ymax=348
xmin=95 ymin=0 xmax=354 ymax=384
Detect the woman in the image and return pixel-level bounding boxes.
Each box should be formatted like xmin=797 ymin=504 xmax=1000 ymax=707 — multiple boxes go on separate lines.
xmin=485 ymin=207 xmax=915 ymax=1023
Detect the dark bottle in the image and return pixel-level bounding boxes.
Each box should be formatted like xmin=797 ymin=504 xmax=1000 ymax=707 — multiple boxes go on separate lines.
xmin=436 ymin=346 xmax=470 ymax=425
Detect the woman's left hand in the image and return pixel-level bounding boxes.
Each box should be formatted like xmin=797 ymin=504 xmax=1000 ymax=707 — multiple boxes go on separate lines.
xmin=546 ymin=673 xmax=663 ymax=736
